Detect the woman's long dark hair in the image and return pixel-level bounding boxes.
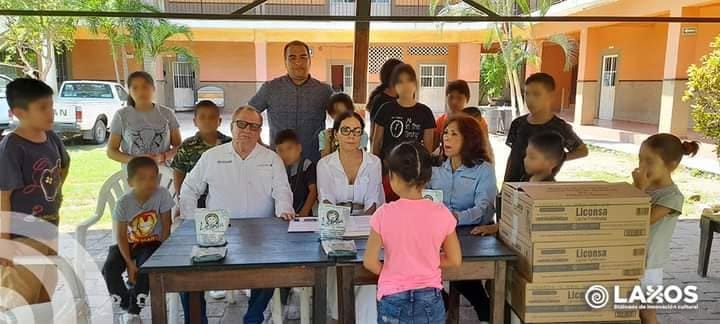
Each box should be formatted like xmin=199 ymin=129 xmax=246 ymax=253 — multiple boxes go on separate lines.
xmin=366 ymin=58 xmax=403 ymax=110
xmin=126 ymin=71 xmax=155 ymax=108
xmin=439 ymin=115 xmax=492 ymax=167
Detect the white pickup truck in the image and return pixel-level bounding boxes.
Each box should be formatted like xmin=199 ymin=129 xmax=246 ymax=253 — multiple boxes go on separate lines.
xmin=0 ymin=75 xmax=13 ymax=136
xmin=54 ymin=80 xmax=128 ymax=144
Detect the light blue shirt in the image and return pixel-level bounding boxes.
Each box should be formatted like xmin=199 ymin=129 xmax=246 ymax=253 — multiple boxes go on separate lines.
xmin=428 ymin=159 xmax=497 ymax=226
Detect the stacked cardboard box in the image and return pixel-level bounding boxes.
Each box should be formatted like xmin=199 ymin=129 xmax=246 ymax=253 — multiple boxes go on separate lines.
xmin=499 ymin=182 xmax=651 ymax=323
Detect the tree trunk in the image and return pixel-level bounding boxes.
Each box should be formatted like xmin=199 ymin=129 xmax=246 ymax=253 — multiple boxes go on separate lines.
xmin=121 ymin=45 xmax=130 ymax=83
xmin=506 ymin=67 xmax=516 ymax=111
xmin=511 ymin=68 xmax=526 ymax=115
xmin=109 ymin=42 xmax=122 ymax=85
xmin=40 ymin=36 xmax=57 ymax=91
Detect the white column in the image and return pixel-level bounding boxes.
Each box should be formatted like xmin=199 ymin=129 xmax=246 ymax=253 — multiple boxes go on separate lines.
xmin=658 ymin=7 xmax=691 ymax=136
xmin=574 ymin=28 xmax=597 ymax=125
xmin=254 ymin=33 xmax=268 ymax=91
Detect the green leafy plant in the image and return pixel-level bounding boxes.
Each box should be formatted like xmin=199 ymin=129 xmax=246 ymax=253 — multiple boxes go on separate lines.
xmin=480 ymin=53 xmax=507 ymax=103
xmin=82 ymin=0 xmax=195 ymax=84
xmin=685 ymin=36 xmax=720 ymax=157
xmin=0 ymin=0 xmax=78 ymax=81
xmin=430 ymin=0 xmax=577 ymax=114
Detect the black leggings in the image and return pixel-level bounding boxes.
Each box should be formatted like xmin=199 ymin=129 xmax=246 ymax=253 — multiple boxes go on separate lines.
xmin=443 ymin=280 xmax=491 ymax=321
xmin=102 ymin=242 xmax=162 ymax=314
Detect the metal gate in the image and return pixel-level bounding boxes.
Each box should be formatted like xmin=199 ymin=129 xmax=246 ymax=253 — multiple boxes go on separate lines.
xmin=172 ymin=61 xmax=195 ymax=111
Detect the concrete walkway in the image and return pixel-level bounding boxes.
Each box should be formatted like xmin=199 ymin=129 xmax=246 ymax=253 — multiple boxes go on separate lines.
xmin=63 ymin=218 xmax=720 ymax=323
xmin=556 ymin=111 xmax=719 ymax=175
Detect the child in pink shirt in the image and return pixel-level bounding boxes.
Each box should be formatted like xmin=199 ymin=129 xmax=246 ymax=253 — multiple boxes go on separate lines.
xmin=363 ymin=142 xmax=462 ymax=323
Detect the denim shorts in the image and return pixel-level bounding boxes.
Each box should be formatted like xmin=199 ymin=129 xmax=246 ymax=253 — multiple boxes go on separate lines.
xmin=377 ymin=288 xmax=445 ymax=324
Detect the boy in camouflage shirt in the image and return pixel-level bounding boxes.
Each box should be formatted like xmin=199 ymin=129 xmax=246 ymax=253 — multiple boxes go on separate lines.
xmin=171 ymin=100 xmax=231 ymax=205
xmin=170 ymin=100 xmax=230 ymax=324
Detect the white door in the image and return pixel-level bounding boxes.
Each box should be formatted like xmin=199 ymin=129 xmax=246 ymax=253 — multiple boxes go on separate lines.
xmin=599 ymin=55 xmax=618 ymax=120
xmin=418 ymin=64 xmax=447 ymax=114
xmin=172 ymin=61 xmax=195 ymax=110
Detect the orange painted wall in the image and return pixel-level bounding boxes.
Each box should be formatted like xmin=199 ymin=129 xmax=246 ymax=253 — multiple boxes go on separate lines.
xmin=540 ymin=43 xmax=574 ymax=110
xmin=676 ymin=4 xmax=720 ymax=79
xmin=457 ymin=44 xmax=481 ymax=82
xmin=71 ymin=40 xmax=142 ymax=81
xmin=265 ymin=42 xmax=457 ymax=84
xmin=581 ymin=23 xmax=668 ymax=81
xmin=265 ymin=42 xmax=354 ymax=82
xmin=168 ymin=41 xmax=256 ymax=82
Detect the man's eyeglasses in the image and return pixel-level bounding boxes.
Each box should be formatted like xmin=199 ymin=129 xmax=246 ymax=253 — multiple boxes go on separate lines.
xmin=339 ymin=127 xmax=363 ymax=137
xmin=233 ymin=120 xmax=262 ymax=131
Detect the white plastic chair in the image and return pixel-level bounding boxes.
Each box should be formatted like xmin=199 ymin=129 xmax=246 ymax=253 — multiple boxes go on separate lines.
xmin=4 ymin=255 xmax=90 ymax=324
xmin=74 ymin=167 xmax=182 ymax=324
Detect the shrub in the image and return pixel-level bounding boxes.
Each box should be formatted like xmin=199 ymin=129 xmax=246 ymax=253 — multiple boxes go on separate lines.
xmin=685 ymin=36 xmax=720 ymax=157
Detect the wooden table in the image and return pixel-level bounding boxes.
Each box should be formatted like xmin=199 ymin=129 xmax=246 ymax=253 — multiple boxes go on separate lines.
xmin=140 ymin=218 xmax=332 ymax=324
xmin=335 ymin=226 xmax=516 ymax=324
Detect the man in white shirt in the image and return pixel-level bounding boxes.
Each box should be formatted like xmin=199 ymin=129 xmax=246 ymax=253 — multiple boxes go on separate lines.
xmin=179 ymin=106 xmax=295 ymax=324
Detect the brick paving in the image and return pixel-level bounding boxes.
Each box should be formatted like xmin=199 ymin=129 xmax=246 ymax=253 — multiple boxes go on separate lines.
xmin=44 ymin=112 xmax=718 ymax=323
xmin=57 ymin=218 xmax=719 ymax=323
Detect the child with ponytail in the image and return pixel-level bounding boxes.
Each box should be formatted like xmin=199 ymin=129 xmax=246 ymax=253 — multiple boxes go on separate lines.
xmin=363 ymin=142 xmax=462 ymax=323
xmin=632 ymin=133 xmax=699 ymax=324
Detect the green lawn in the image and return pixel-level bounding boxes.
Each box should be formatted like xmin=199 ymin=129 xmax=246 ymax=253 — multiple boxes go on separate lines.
xmin=60 ymin=144 xmax=120 ymax=232
xmin=559 ymin=145 xmax=720 ymax=219
xmin=57 ymin=144 xmax=720 ymax=232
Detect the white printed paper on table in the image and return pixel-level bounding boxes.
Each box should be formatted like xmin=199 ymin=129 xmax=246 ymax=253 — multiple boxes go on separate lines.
xmin=344 ymin=215 xmax=372 ymax=238
xmin=194 ymin=209 xmax=230 ymax=247
xmin=422 ymin=189 xmax=444 ymax=203
xmin=319 ymin=204 xmax=351 ymax=240
xmin=288 ymin=217 xmax=320 ymax=233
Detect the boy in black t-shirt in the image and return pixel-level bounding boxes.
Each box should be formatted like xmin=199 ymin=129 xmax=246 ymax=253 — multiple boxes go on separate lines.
xmin=0 ymin=78 xmax=70 ymax=309
xmin=371 ymin=64 xmax=436 ymax=202
xmin=504 ymin=73 xmax=588 ymax=182
xmin=275 ymin=129 xmax=317 ymax=217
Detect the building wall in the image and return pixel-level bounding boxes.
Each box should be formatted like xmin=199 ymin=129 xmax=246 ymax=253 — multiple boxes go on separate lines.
xmin=539 ymin=43 xmax=575 ymax=112
xmin=69 ymin=37 xmax=466 ymax=108
xmin=265 ymin=42 xmax=355 ymax=82
xmin=70 ymin=40 xmax=142 ymax=81
xmin=576 ymin=23 xmax=669 ymax=124
xmin=168 ymin=41 xmax=258 ymax=82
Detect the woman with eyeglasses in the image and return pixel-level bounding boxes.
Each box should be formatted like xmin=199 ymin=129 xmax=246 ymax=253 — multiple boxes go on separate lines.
xmin=319 ymin=93 xmax=369 ymax=158
xmin=317 ymin=110 xmax=384 ymax=323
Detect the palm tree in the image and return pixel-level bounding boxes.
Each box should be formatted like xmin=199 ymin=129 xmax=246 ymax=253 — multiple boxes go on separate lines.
xmin=83 ymin=0 xmax=194 ymax=84
xmin=84 ymin=0 xmax=124 ymax=84
xmin=430 ymin=0 xmax=578 ymax=114
xmin=132 ymin=18 xmax=196 ymax=76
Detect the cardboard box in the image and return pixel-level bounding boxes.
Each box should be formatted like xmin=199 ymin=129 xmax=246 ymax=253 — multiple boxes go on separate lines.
xmin=499 ymin=223 xmax=646 ymax=282
xmin=501 ymin=182 xmax=650 ymax=242
xmin=509 ymin=270 xmax=640 ymax=323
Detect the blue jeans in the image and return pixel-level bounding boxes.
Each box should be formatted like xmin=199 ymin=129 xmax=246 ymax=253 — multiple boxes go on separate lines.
xmin=244 ymin=288 xmax=275 ymax=324
xmin=377 ymin=288 xmax=445 ymax=324
xmin=179 ymin=292 xmax=208 ymax=324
